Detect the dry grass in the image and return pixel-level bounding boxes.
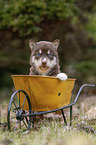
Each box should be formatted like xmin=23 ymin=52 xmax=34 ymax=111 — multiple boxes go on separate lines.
xmin=0 ymin=122 xmax=96 ymax=145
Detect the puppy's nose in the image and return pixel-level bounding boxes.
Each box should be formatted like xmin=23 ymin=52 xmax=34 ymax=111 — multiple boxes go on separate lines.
xmin=42 ymin=58 xmax=47 ymax=66
xmin=42 ymin=62 xmax=46 ymax=66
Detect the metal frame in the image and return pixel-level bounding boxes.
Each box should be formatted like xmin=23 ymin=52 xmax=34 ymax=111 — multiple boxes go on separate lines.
xmin=7 ymin=84 xmax=95 ymax=131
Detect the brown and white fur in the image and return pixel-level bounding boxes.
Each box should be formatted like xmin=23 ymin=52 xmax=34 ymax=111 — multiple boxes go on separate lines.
xmin=29 ymin=39 xmax=68 ymax=81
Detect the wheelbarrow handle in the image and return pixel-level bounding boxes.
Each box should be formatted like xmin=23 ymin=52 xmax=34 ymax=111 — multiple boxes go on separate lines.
xmin=73 ymin=84 xmax=95 ymax=105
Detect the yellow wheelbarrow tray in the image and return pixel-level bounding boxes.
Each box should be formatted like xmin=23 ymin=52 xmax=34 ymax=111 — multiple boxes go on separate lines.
xmin=7 ymin=75 xmax=95 ymax=131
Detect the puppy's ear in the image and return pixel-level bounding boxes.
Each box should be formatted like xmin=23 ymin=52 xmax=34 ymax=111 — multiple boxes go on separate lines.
xmin=29 ymin=39 xmax=36 ymax=51
xmin=53 ymin=39 xmax=60 ymax=50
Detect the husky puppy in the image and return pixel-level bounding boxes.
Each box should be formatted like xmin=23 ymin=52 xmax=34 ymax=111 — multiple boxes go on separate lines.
xmin=29 ymin=39 xmax=67 ymax=81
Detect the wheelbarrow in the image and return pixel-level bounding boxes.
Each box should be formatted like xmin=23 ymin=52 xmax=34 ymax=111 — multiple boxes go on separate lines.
xmin=7 ymin=75 xmax=95 ymax=131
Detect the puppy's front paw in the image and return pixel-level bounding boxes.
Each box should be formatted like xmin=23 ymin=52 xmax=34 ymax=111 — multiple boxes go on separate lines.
xmin=57 ymin=73 xmax=68 ymax=81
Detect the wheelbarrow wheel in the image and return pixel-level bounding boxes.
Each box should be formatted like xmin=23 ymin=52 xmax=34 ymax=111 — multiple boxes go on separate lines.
xmin=7 ymin=89 xmax=31 ymax=132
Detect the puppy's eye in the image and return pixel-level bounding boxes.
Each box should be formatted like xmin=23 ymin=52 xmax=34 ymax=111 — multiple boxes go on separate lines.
xmin=48 ymin=54 xmax=52 ymax=57
xmin=37 ymin=53 xmax=41 ymax=57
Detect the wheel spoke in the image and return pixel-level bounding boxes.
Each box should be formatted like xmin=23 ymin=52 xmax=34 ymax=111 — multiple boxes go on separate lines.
xmin=25 ymin=117 xmax=29 ymax=124
xmin=23 ymin=120 xmax=28 ymax=128
xmin=10 ymin=116 xmax=16 ymax=120
xmin=12 ymin=100 xmax=17 ymax=108
xmin=25 ymin=110 xmax=29 ymax=113
xmin=21 ymin=95 xmax=27 ymax=110
xmin=19 ymin=91 xmax=20 ymax=108
xmin=14 ymin=120 xmax=19 ymax=132
xmin=12 ymin=107 xmax=20 ymax=113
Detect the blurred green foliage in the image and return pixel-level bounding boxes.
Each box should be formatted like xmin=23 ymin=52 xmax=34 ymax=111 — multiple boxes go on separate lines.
xmin=86 ymin=14 xmax=96 ymax=41
xmin=0 ymin=0 xmax=79 ymax=36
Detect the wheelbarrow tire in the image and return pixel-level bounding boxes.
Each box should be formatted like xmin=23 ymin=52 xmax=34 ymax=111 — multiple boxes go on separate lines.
xmin=7 ymin=89 xmax=31 ymax=131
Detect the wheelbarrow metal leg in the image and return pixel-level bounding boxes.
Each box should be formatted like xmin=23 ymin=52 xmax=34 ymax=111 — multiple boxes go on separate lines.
xmin=70 ymin=106 xmax=72 ymax=126
xmin=61 ymin=109 xmax=67 ymax=125
xmin=32 ymin=111 xmax=35 ymax=128
xmin=28 ymin=118 xmax=31 ymax=130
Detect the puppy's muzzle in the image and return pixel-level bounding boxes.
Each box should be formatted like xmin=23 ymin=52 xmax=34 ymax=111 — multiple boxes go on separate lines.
xmin=42 ymin=62 xmax=47 ymax=67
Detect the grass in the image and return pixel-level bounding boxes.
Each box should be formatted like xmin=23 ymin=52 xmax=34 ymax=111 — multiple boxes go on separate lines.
xmin=0 ymin=96 xmax=96 ymax=145
xmin=0 ymin=122 xmax=96 ymax=145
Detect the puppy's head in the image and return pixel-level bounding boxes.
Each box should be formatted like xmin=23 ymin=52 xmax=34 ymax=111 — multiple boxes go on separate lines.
xmin=29 ymin=39 xmax=60 ymax=75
